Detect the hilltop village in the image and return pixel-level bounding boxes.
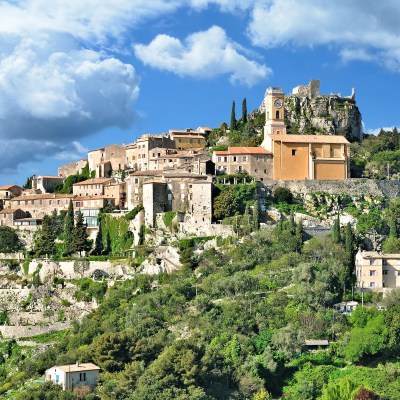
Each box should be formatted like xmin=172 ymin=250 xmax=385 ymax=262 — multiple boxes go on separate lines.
xmin=3 ymin=82 xmax=400 ymax=399
xmin=0 ymin=83 xmax=351 ymax=239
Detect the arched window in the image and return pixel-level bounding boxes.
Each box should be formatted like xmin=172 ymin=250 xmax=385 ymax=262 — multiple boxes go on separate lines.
xmin=276 ymin=110 xmax=280 ymax=119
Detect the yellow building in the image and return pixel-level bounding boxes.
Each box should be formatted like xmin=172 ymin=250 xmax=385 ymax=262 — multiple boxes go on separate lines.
xmin=261 ymin=87 xmax=350 ymax=180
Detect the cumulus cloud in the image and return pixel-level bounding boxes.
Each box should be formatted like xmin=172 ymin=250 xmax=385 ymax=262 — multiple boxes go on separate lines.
xmin=134 ymin=26 xmax=271 ymax=86
xmin=248 ymin=0 xmax=400 ymax=69
xmin=55 ymin=142 xmax=89 ymax=161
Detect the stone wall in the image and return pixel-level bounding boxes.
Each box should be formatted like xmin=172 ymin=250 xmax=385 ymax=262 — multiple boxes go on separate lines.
xmin=0 ymin=321 xmax=71 ymax=339
xmin=262 ymin=179 xmax=400 ymax=199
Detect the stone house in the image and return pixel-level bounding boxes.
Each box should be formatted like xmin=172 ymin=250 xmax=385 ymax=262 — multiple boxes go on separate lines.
xmin=0 ymin=185 xmax=23 ymax=200
xmin=261 ymin=87 xmax=350 ymax=180
xmin=355 ymin=250 xmax=400 ymax=292
xmin=72 ymin=178 xmax=114 ymax=197
xmin=32 ymin=175 xmax=65 ymax=194
xmin=212 ymin=147 xmax=273 ymax=181
xmin=45 ymin=362 xmax=100 ymax=391
xmin=8 ymin=194 xmax=75 ymax=219
xmin=0 ymin=209 xmax=26 ymax=227
xmin=88 ymin=144 xmax=126 ymax=178
xmin=142 ymin=172 xmax=212 ymax=226
xmin=168 ymin=129 xmax=206 ymax=150
xmin=58 ymin=159 xmax=88 ymax=177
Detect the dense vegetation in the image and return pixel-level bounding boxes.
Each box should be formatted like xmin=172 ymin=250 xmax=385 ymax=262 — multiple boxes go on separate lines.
xmin=4 ymin=215 xmax=400 ymax=399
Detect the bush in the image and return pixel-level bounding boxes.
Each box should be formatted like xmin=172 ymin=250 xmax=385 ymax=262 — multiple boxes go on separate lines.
xmin=273 ymin=187 xmax=293 ymax=204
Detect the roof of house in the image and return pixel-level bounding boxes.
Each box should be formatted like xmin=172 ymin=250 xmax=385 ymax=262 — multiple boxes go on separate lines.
xmin=73 ymin=178 xmax=113 ymax=186
xmin=37 ymin=175 xmax=64 ymax=179
xmin=267 ymin=134 xmax=349 ymax=144
xmin=214 ymin=146 xmax=272 ymax=155
xmin=12 ymin=194 xmax=74 ymax=201
xmin=75 ymin=195 xmax=115 ymax=201
xmin=0 ymin=185 xmax=22 ymax=190
xmin=0 ymin=208 xmax=23 ymax=214
xmin=54 ymin=363 xmax=100 ymax=373
xmin=172 ymin=134 xmax=206 ymax=139
xmin=360 ymin=250 xmax=400 ymax=259
xmin=305 ymin=340 xmax=329 ymax=346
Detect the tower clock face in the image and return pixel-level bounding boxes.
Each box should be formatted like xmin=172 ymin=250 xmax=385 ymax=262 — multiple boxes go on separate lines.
xmin=274 ymin=99 xmax=283 ymax=108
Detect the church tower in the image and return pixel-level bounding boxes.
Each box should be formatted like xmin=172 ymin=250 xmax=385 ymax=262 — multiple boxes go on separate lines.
xmin=263 ymin=87 xmax=286 ymax=136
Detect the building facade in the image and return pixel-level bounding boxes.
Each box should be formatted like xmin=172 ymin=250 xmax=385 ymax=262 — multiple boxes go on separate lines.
xmin=356 ymin=250 xmax=400 ymax=291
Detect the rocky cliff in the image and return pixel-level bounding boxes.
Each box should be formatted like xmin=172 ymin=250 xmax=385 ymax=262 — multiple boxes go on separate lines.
xmin=258 ymin=80 xmax=363 ymax=140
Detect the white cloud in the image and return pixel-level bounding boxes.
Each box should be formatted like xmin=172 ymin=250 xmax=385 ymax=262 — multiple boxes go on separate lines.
xmin=134 ymin=26 xmax=271 ymax=86
xmin=248 ymin=0 xmax=400 ymax=69
xmin=367 ymin=127 xmax=400 ymax=135
xmin=55 ymin=142 xmax=90 ymax=161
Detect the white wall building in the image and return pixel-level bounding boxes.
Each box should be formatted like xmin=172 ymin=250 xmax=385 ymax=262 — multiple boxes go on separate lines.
xmin=45 ymin=362 xmax=100 ymax=391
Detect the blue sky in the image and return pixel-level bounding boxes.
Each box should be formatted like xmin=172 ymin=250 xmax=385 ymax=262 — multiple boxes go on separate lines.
xmin=0 ymin=0 xmax=400 ymax=186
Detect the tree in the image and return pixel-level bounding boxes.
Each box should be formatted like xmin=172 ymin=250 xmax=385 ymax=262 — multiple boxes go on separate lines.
xmin=34 ymin=215 xmax=56 ymax=256
xmin=253 ymin=201 xmax=260 ymax=231
xmin=273 ymin=187 xmax=293 ymax=204
xmin=70 ymin=212 xmax=91 ymax=256
xmin=213 ymin=188 xmax=239 ymax=219
xmin=230 ymin=100 xmax=237 ymax=131
xmin=0 ymin=226 xmax=23 ymax=253
xmin=332 ymin=214 xmax=341 ymax=243
xmin=92 ymin=228 xmax=104 ymax=255
xmin=354 ymin=387 xmax=380 ymax=400
xmin=63 ymin=201 xmax=75 ymax=255
xmin=22 ymin=175 xmax=34 ymax=189
xmin=73 ymin=259 xmax=90 ymax=279
xmin=242 ymin=98 xmax=248 ymax=124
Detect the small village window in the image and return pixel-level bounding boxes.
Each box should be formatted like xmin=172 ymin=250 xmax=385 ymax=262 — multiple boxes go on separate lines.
xmin=243 ymin=156 xmax=247 ymax=162
xmin=383 ymin=270 xmax=388 ymax=275
xmin=369 ymin=270 xmax=377 ymax=276
xmin=276 ymin=111 xmax=280 ymax=119
xmin=292 ymin=149 xmax=296 ymax=156
xmin=233 ymin=156 xmax=237 ymax=162
xmin=79 ymin=373 xmax=86 ymax=382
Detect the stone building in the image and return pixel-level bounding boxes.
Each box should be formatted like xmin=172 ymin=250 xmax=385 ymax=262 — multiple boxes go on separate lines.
xmin=212 ymin=147 xmax=273 ymax=181
xmin=72 ymin=178 xmax=114 ymax=197
xmin=88 ymin=144 xmax=126 ymax=178
xmin=58 ymin=159 xmax=88 ymax=177
xmin=0 ymin=209 xmax=27 ymax=227
xmin=261 ymin=87 xmax=350 ymax=180
xmin=8 ymin=194 xmax=75 ymax=219
xmin=356 ymin=250 xmax=400 ymax=292
xmin=168 ymin=129 xmax=206 ymax=150
xmin=32 ymin=175 xmax=65 ymax=194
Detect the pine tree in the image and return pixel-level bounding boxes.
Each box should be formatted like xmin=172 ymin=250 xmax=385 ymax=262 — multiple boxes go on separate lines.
xmin=34 ymin=215 xmax=56 ymax=257
xmin=242 ymin=98 xmax=247 ymax=124
xmin=230 ymin=100 xmax=237 ymax=131
xmin=70 ymin=212 xmax=91 ymax=256
xmin=63 ymin=201 xmax=75 ymax=255
xmin=332 ymin=214 xmax=341 ymax=243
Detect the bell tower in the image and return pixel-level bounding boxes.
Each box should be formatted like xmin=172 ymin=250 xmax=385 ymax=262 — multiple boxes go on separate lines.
xmin=263 ymin=87 xmax=286 ymax=136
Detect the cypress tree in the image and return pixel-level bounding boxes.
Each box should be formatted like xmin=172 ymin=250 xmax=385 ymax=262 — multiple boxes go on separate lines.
xmin=63 ymin=201 xmax=75 ymax=255
xmin=253 ymin=201 xmax=260 ymax=231
xmin=295 ymin=219 xmax=303 ymax=253
xmin=92 ymin=228 xmax=104 ymax=255
xmin=389 ymin=218 xmax=397 ymax=238
xmin=34 ymin=215 xmax=56 ymax=257
xmin=332 ymin=214 xmax=341 ymax=243
xmin=230 ymin=100 xmax=237 ymax=131
xmin=70 ymin=212 xmax=91 ymax=256
xmin=242 ymin=98 xmax=247 ymax=123
xmin=288 ymin=211 xmax=296 ymax=234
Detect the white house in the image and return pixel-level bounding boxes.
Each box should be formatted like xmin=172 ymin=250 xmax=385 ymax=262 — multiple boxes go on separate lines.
xmin=45 ymin=362 xmax=100 ymax=391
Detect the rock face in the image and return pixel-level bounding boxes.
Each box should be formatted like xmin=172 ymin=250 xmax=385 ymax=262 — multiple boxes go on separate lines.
xmin=259 ymin=80 xmax=363 ymax=140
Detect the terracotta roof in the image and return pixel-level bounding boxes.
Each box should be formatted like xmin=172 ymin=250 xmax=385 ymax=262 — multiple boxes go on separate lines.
xmin=73 ymin=178 xmax=112 ymax=186
xmin=215 ymin=147 xmax=272 ymax=155
xmin=171 ymin=134 xmax=206 ymax=139
xmin=130 ymin=170 xmax=163 ymax=177
xmin=267 ymin=134 xmax=349 ymax=144
xmin=0 ymin=185 xmax=21 ymax=190
xmin=75 ymin=195 xmax=114 ymax=201
xmin=55 ymin=363 xmax=100 ymax=373
xmin=163 ymin=172 xmax=208 ymax=179
xmin=12 ymin=194 xmax=74 ymax=201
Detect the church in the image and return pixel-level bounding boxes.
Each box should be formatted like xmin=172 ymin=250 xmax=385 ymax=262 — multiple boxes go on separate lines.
xmin=261 ymin=87 xmax=350 ymax=180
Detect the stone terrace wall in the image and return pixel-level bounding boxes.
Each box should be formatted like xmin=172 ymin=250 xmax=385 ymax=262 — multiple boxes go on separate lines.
xmin=0 ymin=321 xmax=71 ymax=339
xmin=262 ymin=179 xmax=400 ymax=199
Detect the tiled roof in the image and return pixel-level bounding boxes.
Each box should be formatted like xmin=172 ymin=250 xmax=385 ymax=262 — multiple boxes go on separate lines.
xmin=129 ymin=170 xmax=163 ymax=177
xmin=0 ymin=209 xmax=22 ymax=214
xmin=171 ymin=134 xmax=206 ymax=139
xmin=267 ymin=134 xmax=349 ymax=144
xmin=0 ymin=185 xmax=21 ymax=190
xmin=56 ymin=363 xmax=100 ymax=373
xmin=12 ymin=194 xmax=74 ymax=201
xmin=73 ymin=178 xmax=113 ymax=186
xmin=214 ymin=147 xmax=272 ymax=155
xmin=75 ymin=196 xmax=113 ymax=201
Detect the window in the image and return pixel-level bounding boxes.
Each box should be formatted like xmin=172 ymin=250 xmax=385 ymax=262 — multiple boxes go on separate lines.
xmin=217 ymin=157 xmax=221 ymax=162
xmin=368 ymin=282 xmax=377 ymax=287
xmin=79 ymin=373 xmax=86 ymax=382
xmin=397 ymin=271 xmax=400 ymax=276
xmin=134 ymin=178 xmax=139 ymax=184
xmin=224 ymin=157 xmax=228 ymax=162
xmin=190 ymin=139 xmax=193 ymax=144
xmin=254 ymin=169 xmax=258 ymax=173
xmin=264 ymin=169 xmax=267 ymax=173
xmin=369 ymin=270 xmax=377 ymax=276
xmin=243 ymin=156 xmax=248 ymax=162
xmin=383 ymin=270 xmax=388 ymax=275
xmin=292 ymin=149 xmax=296 ymax=156
xmin=256 ymin=156 xmax=260 ymax=161
xmin=233 ymin=156 xmax=237 ymax=162
xmin=197 ymin=139 xmax=201 ymax=144
xmin=276 ymin=110 xmax=280 ymax=119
